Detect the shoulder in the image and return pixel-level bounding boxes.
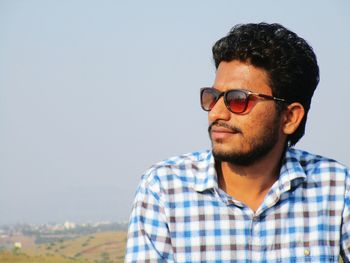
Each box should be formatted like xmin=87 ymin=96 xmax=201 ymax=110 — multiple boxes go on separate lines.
xmin=287 ymin=148 xmax=348 ymax=171
xmin=139 ymin=150 xmax=214 ymax=192
xmin=286 ymin=148 xmax=349 ymax=184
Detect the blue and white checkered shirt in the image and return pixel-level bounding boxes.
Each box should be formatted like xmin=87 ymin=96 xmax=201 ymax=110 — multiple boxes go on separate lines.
xmin=126 ymin=148 xmax=350 ymax=262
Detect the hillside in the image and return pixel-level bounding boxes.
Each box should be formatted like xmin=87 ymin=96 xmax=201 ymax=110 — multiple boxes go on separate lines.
xmin=1 ymin=231 xmax=127 ymax=263
xmin=0 ymin=251 xmax=86 ymax=263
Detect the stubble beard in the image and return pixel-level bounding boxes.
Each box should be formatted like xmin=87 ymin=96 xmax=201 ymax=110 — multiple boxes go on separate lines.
xmin=209 ymin=116 xmax=281 ymax=166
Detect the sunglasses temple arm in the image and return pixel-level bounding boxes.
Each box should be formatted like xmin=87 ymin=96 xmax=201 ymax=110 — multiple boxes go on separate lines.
xmin=258 ymin=94 xmax=287 ymax=103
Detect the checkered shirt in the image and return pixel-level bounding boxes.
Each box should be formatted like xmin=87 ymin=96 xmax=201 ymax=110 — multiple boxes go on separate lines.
xmin=125 ymin=148 xmax=350 ymax=262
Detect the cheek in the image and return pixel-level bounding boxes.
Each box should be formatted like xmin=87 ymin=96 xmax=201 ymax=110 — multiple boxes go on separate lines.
xmin=242 ymin=104 xmax=280 ymax=135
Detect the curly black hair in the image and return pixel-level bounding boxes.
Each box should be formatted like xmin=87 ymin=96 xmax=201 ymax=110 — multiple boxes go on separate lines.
xmin=212 ymin=23 xmax=319 ymax=146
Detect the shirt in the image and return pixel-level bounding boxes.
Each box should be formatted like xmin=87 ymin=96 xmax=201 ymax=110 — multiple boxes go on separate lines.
xmin=125 ymin=148 xmax=350 ymax=262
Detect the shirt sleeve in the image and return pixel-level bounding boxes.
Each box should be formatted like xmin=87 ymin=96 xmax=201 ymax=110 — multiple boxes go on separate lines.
xmin=341 ymin=169 xmax=350 ymax=263
xmin=125 ymin=172 xmax=174 ymax=262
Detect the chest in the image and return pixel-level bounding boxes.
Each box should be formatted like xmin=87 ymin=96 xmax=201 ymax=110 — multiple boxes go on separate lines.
xmin=165 ymin=188 xmax=343 ymax=262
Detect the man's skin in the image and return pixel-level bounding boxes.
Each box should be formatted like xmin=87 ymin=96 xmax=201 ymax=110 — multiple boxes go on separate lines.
xmin=209 ymin=60 xmax=305 ymax=211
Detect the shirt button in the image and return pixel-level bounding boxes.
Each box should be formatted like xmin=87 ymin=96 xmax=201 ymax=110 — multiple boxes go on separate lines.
xmin=304 ymin=249 xmax=310 ymax=256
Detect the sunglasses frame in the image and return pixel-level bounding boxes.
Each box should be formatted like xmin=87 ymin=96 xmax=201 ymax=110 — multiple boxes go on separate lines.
xmin=200 ymin=87 xmax=288 ymax=114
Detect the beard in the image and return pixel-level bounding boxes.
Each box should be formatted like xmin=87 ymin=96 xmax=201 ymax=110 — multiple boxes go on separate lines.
xmin=209 ymin=115 xmax=281 ymax=166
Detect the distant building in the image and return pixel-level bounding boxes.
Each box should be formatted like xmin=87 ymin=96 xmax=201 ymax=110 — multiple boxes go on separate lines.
xmin=64 ymin=221 xmax=76 ymax=229
xmin=14 ymin=242 xmax=22 ymax=249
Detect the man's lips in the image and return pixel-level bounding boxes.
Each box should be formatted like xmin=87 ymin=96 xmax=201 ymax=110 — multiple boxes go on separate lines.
xmin=210 ymin=126 xmax=239 ymax=133
xmin=210 ymin=127 xmax=239 ymax=140
xmin=209 ymin=122 xmax=242 ymax=140
xmin=208 ymin=121 xmax=242 ymax=134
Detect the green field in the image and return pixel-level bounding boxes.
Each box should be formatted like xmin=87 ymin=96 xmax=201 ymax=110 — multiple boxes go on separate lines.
xmin=1 ymin=231 xmax=127 ymax=263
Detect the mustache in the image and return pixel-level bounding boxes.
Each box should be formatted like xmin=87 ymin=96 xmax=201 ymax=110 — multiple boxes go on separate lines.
xmin=208 ymin=120 xmax=242 ymax=134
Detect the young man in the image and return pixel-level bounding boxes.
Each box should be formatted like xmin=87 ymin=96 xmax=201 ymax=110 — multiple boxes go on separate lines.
xmin=125 ymin=23 xmax=350 ymax=262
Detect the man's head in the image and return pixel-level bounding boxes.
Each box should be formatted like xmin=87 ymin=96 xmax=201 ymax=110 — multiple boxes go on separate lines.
xmin=212 ymin=23 xmax=319 ymax=146
xmin=206 ymin=60 xmax=286 ymax=165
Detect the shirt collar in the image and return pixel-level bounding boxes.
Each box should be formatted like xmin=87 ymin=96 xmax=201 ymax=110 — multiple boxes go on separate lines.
xmin=192 ymin=151 xmax=218 ymax=192
xmin=192 ymin=148 xmax=309 ymax=193
xmin=275 ymin=148 xmax=308 ymax=193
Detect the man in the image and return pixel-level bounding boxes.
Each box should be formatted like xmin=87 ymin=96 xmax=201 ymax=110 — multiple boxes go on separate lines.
xmin=125 ymin=23 xmax=350 ymax=262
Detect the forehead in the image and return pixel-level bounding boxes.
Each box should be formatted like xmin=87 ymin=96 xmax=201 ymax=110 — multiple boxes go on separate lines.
xmin=214 ymin=60 xmax=272 ymax=94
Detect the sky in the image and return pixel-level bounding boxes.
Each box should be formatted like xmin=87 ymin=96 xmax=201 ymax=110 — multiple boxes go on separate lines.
xmin=1 ymin=0 xmax=349 ymax=225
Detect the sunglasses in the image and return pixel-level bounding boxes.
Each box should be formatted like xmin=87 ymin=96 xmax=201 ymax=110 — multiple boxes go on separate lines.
xmin=200 ymin=87 xmax=288 ymax=114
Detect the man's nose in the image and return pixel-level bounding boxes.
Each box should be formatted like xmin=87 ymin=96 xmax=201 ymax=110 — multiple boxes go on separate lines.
xmin=208 ymin=97 xmax=231 ymax=122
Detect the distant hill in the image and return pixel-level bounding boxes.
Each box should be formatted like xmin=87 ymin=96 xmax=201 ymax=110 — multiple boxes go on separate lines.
xmin=1 ymin=231 xmax=127 ymax=263
xmin=0 ymin=251 xmax=86 ymax=263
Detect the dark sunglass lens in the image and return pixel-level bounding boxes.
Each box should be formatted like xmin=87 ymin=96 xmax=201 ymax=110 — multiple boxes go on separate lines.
xmin=226 ymin=90 xmax=248 ymax=113
xmin=201 ymin=89 xmax=217 ymax=111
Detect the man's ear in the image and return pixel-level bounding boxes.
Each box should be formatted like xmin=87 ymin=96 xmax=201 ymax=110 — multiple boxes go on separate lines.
xmin=282 ymin=103 xmax=305 ymax=135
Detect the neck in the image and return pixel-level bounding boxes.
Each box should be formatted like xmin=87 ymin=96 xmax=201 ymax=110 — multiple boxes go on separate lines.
xmin=217 ymin=144 xmax=286 ymax=211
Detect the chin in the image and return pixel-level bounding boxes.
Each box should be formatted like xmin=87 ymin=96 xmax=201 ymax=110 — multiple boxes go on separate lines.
xmin=211 ymin=141 xmax=244 ymax=156
xmin=213 ymin=150 xmax=259 ymax=166
xmin=211 ymin=140 xmax=278 ymax=166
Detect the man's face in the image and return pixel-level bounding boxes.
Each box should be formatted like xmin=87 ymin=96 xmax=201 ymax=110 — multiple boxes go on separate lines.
xmin=208 ymin=60 xmax=285 ymax=166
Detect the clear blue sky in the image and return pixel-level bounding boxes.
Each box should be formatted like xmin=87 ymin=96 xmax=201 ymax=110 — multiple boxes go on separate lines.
xmin=1 ymin=0 xmax=349 ymax=224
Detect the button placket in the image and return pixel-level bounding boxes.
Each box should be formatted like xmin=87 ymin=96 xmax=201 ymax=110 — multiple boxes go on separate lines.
xmin=250 ymin=215 xmax=265 ymax=261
